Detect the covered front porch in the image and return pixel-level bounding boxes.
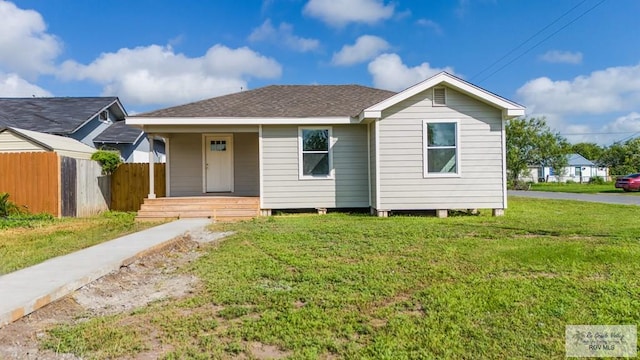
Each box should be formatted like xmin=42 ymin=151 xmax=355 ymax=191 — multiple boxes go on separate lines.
xmin=140 ymin=127 xmax=261 ymax=221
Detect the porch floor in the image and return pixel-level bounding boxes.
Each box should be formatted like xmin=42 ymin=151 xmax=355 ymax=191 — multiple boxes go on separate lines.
xmin=136 ymin=196 xmax=260 ymax=222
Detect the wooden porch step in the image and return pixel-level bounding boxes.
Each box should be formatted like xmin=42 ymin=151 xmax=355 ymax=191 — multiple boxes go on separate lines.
xmin=144 ymin=197 xmax=259 ymax=205
xmin=136 ymin=196 xmax=260 ymax=222
xmin=139 ymin=203 xmax=258 ymax=211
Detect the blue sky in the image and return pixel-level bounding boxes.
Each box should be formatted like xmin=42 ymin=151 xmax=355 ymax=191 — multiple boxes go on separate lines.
xmin=1 ymin=0 xmax=639 ymax=145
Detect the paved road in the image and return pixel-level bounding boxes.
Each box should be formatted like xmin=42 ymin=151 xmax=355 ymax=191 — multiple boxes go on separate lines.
xmin=509 ymin=190 xmax=640 ymax=206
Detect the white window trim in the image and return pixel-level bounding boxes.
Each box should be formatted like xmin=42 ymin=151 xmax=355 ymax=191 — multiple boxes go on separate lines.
xmin=423 ymin=119 xmax=461 ymax=178
xmin=298 ymin=126 xmax=334 ymax=180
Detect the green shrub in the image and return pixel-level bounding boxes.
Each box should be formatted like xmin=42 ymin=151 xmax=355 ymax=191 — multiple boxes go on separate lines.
xmin=566 ymin=179 xmax=576 ymax=184
xmin=0 ymin=193 xmax=24 ymax=217
xmin=91 ymin=150 xmax=122 ymax=175
xmin=588 ymin=176 xmax=606 ymax=185
xmin=508 ymin=180 xmax=531 ymax=190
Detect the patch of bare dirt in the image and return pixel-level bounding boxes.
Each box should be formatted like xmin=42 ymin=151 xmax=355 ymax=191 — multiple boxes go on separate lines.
xmin=0 ymin=230 xmax=222 ymax=360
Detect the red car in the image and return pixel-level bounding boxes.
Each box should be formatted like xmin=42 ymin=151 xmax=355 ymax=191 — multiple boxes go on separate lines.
xmin=615 ymin=173 xmax=640 ymax=192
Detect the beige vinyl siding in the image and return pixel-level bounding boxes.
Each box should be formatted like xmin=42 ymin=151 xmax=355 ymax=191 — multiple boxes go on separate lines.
xmin=0 ymin=131 xmax=46 ymax=152
xmin=169 ymin=133 xmax=202 ymax=196
xmin=378 ymin=85 xmax=505 ymax=210
xmin=262 ymin=124 xmax=369 ymax=209
xmin=233 ymin=132 xmax=259 ymax=196
xmin=169 ymin=132 xmax=259 ymax=196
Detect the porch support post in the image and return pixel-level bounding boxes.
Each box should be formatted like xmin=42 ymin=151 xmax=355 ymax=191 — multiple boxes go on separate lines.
xmin=148 ymin=133 xmax=156 ymax=199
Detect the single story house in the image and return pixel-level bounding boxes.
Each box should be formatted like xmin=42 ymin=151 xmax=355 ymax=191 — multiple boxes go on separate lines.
xmin=0 ymin=127 xmax=96 ymax=159
xmin=525 ymin=153 xmax=609 ymax=183
xmin=127 ymin=72 xmax=525 ymax=218
xmin=0 ymin=97 xmax=163 ymax=163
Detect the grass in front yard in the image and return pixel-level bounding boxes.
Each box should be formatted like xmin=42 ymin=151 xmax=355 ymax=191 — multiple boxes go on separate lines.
xmin=0 ymin=212 xmax=159 ymax=274
xmin=529 ymin=182 xmax=633 ymax=194
xmin=42 ymin=198 xmax=640 ymax=359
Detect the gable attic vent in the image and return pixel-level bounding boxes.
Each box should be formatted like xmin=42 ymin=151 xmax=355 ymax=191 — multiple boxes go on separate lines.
xmin=99 ymin=110 xmax=109 ymax=122
xmin=433 ymin=87 xmax=446 ymax=106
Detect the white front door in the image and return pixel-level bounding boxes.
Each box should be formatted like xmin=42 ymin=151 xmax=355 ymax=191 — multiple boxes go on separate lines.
xmin=205 ymin=135 xmax=233 ymax=192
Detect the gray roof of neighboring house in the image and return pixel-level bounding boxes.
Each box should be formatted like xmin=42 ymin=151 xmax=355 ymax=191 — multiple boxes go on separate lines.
xmin=0 ymin=97 xmax=126 ymax=135
xmin=93 ymin=120 xmax=143 ymax=144
xmin=568 ymin=153 xmax=595 ymax=166
xmin=137 ymin=85 xmax=397 ymax=118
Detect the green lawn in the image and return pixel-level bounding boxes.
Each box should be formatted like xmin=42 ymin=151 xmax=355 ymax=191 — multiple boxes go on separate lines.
xmin=529 ymin=182 xmax=632 ymax=194
xmin=42 ymin=198 xmax=640 ymax=359
xmin=0 ymin=212 xmax=159 ymax=275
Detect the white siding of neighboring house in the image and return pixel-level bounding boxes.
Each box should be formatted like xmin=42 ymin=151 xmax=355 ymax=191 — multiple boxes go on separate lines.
xmin=540 ymin=165 xmax=609 ymax=183
xmin=261 ymin=124 xmax=369 ymax=209
xmin=168 ymin=132 xmax=259 ymax=196
xmin=0 ymin=131 xmax=46 ymax=152
xmin=377 ymin=85 xmax=505 ymax=210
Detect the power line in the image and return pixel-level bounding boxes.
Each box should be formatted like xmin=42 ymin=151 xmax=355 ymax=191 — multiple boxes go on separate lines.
xmin=475 ymin=0 xmax=607 ymax=84
xmin=562 ymin=131 xmax=640 ymax=136
xmin=470 ymin=0 xmax=589 ymax=82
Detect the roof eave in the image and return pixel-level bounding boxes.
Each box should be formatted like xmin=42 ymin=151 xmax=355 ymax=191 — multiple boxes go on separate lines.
xmin=126 ymin=116 xmax=358 ymax=126
xmin=70 ymin=98 xmax=127 ymax=134
xmin=362 ymin=72 xmax=525 ymax=121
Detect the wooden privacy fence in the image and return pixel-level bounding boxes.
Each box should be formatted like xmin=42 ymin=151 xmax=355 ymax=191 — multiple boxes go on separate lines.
xmin=0 ymin=152 xmax=109 ymax=217
xmin=0 ymin=152 xmax=59 ymax=215
xmin=111 ymin=163 xmax=165 ymax=212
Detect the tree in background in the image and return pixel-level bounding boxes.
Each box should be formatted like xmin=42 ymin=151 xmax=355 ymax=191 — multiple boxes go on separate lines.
xmin=599 ymin=138 xmax=640 ymax=176
xmin=570 ymin=142 xmax=605 ymax=164
xmin=506 ymin=117 xmax=569 ymax=183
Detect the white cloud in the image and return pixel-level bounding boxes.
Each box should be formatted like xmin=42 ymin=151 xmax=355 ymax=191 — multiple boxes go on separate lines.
xmin=303 ymin=0 xmax=394 ymax=27
xmin=58 ymin=44 xmax=282 ymax=106
xmin=516 ymin=63 xmax=640 ymax=116
xmin=368 ymin=53 xmax=456 ymax=91
xmin=416 ymin=19 xmax=443 ymax=34
xmin=539 ymin=50 xmax=583 ymax=64
xmin=602 ymin=112 xmax=640 ymax=136
xmin=248 ymin=19 xmax=319 ymax=52
xmin=0 ymin=72 xmax=52 ymax=97
xmin=332 ymin=35 xmax=389 ymax=66
xmin=0 ymin=0 xmax=61 ymax=78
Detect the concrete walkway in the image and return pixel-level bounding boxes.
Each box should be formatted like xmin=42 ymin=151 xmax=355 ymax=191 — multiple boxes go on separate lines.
xmin=0 ymin=218 xmax=211 ymax=328
xmin=509 ymin=190 xmax=640 ymax=206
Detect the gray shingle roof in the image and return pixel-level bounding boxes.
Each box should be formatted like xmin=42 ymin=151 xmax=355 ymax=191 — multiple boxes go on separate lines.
xmin=137 ymin=85 xmax=397 ymax=118
xmin=93 ymin=120 xmax=143 ymax=144
xmin=0 ymin=97 xmax=124 ymax=135
xmin=568 ymin=153 xmax=595 ymax=166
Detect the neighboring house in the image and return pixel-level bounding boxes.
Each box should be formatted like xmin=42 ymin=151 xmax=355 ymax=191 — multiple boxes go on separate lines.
xmin=127 ymin=72 xmax=525 ymax=217
xmin=93 ymin=120 xmax=166 ymax=163
xmin=525 ymin=153 xmax=609 ymax=183
xmin=0 ymin=127 xmax=96 ymax=159
xmin=0 ymin=97 xmax=162 ymax=162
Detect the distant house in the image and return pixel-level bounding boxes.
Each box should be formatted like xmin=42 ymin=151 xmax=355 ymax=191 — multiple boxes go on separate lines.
xmin=127 ymin=72 xmax=525 ymax=218
xmin=0 ymin=97 xmax=162 ymax=162
xmin=0 ymin=127 xmax=96 ymax=159
xmin=93 ymin=120 xmax=165 ymax=163
xmin=526 ymin=153 xmax=609 ymax=183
